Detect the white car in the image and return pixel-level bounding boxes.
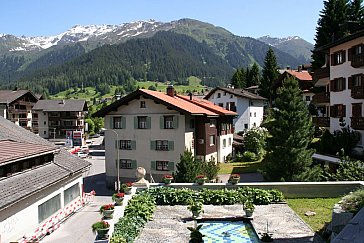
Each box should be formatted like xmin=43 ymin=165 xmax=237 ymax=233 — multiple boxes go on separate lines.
xmin=77 ymin=151 xmax=88 ymax=158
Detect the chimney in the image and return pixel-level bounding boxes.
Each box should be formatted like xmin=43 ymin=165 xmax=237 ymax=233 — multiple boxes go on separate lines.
xmin=167 ymin=85 xmax=174 ymax=97
xmin=297 ymin=65 xmax=302 ymax=72
xmin=189 ymin=92 xmax=193 ymax=100
xmin=59 ymin=100 xmax=65 ymax=105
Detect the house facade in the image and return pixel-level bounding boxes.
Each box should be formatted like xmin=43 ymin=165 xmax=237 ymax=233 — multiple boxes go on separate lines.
xmin=94 ymin=87 xmax=236 ymax=185
xmin=0 ymin=90 xmax=40 ymax=133
xmin=313 ymin=30 xmax=364 ymax=149
xmin=0 ymin=116 xmax=90 ymax=243
xmin=204 ymin=87 xmax=266 ymax=132
xmin=32 ymin=100 xmax=88 ymax=141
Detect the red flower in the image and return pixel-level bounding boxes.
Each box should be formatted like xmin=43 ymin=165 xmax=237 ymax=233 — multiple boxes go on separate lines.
xmin=101 ymin=221 xmax=110 ymax=228
xmin=163 ymin=174 xmax=173 ymax=179
xmin=115 ymin=193 xmax=125 ymax=198
xmin=100 ymin=204 xmax=115 ymax=211
xmin=196 ymin=175 xmax=205 ymax=179
xmin=124 ymin=182 xmax=133 ymax=187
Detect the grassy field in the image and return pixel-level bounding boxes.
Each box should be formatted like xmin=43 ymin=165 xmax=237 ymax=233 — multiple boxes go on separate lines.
xmin=218 ymin=160 xmax=264 ymax=174
xmin=287 ymin=197 xmax=340 ymax=233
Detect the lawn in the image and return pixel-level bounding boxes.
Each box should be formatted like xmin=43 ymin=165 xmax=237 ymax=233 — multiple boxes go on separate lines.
xmin=218 ymin=160 xmax=264 ymax=174
xmin=287 ymin=197 xmax=340 ymax=233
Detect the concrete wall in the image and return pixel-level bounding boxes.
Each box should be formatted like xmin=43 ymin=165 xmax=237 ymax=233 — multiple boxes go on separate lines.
xmin=0 ymin=174 xmax=83 ymax=243
xmin=217 ymin=134 xmax=233 ymax=162
xmin=149 ymin=181 xmax=364 ymax=198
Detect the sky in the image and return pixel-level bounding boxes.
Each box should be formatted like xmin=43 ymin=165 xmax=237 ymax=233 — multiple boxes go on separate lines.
xmin=0 ymin=0 xmax=324 ymax=43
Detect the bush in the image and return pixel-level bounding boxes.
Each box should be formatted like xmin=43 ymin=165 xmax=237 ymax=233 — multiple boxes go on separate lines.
xmin=329 ymin=157 xmax=364 ymax=181
xmin=242 ymin=127 xmax=268 ymax=159
xmin=242 ymin=151 xmax=257 ymax=161
xmin=340 ymin=188 xmax=364 ymax=214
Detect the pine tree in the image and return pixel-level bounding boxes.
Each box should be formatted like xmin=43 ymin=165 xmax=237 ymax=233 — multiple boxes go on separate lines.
xmin=173 ymin=150 xmax=202 ymax=182
xmin=348 ymin=0 xmax=364 ymax=32
xmin=249 ymin=62 xmax=261 ymax=86
xmin=312 ymin=0 xmax=349 ymax=69
xmin=231 ymin=68 xmax=246 ymax=88
xmin=259 ymin=47 xmax=279 ymax=107
xmin=263 ymin=77 xmax=315 ymax=181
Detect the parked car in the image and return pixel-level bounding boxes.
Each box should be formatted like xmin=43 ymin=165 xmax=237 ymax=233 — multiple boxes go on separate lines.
xmin=77 ymin=151 xmax=88 ymax=158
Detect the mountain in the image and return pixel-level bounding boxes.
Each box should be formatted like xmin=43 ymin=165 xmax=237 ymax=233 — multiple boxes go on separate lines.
xmin=257 ymin=35 xmax=314 ymax=64
xmin=0 ymin=19 xmax=312 ymax=93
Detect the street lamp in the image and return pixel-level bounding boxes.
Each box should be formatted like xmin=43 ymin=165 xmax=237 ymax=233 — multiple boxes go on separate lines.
xmin=109 ymin=129 xmax=120 ymax=192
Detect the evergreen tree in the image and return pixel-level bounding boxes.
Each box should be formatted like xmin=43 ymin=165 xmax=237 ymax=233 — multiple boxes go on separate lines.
xmin=173 ymin=150 xmax=202 ymax=182
xmin=263 ymin=77 xmax=315 ymax=181
xmin=259 ymin=47 xmax=279 ymax=107
xmin=248 ymin=62 xmax=261 ymax=86
xmin=348 ymin=0 xmax=364 ymax=32
xmin=231 ymin=68 xmax=246 ymax=88
xmin=312 ymin=0 xmax=349 ymax=69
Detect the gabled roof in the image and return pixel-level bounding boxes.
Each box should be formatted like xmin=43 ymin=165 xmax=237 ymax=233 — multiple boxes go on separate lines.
xmin=0 ymin=140 xmax=56 ymax=165
xmin=33 ymin=99 xmax=88 ymax=112
xmin=93 ymin=89 xmax=236 ymax=117
xmin=0 ymin=90 xmax=39 ymax=104
xmin=204 ymin=87 xmax=267 ymax=100
xmin=282 ymin=70 xmax=312 ymax=81
xmin=315 ymin=29 xmax=364 ymax=52
xmin=178 ymin=95 xmax=236 ymax=116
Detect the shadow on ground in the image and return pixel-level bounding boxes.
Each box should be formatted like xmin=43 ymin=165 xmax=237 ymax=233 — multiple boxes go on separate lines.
xmin=84 ymin=172 xmax=113 ymax=196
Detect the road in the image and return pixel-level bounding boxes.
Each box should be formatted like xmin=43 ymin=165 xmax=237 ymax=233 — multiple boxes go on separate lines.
xmin=41 ymin=138 xmax=113 ymax=243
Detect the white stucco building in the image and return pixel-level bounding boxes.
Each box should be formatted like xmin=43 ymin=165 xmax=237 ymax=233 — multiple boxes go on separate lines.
xmin=94 ymin=87 xmax=236 ymax=185
xmin=313 ymin=29 xmax=364 ymax=150
xmin=204 ymin=87 xmax=266 ymax=132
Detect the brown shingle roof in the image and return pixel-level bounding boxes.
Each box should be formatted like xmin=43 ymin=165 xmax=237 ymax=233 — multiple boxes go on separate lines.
xmin=0 ymin=90 xmax=39 ymax=104
xmin=33 ymin=99 xmax=88 ymax=112
xmin=0 ymin=140 xmax=56 ymax=165
xmin=204 ymin=87 xmax=267 ymax=100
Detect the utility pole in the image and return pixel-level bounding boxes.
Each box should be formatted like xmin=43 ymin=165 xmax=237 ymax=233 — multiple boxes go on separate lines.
xmin=109 ymin=129 xmax=120 ymax=192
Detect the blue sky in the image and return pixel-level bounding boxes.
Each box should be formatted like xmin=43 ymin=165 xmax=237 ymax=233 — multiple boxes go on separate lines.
xmin=1 ymin=0 xmax=323 ymax=43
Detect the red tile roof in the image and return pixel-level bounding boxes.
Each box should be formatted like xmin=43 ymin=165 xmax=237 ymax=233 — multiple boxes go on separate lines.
xmin=285 ymin=70 xmax=312 ymax=81
xmin=177 ymin=95 xmax=237 ymax=115
xmin=0 ymin=140 xmax=56 ymax=165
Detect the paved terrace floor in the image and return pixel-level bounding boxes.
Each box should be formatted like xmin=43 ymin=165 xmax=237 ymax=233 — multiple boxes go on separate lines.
xmin=136 ymin=204 xmax=324 ymax=243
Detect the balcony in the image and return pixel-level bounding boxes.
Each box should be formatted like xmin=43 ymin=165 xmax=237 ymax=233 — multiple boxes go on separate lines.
xmin=312 ymin=92 xmax=330 ymax=104
xmin=313 ymin=67 xmax=330 ymax=84
xmin=312 ymin=117 xmax=330 ymax=127
xmin=351 ymin=117 xmax=364 ymax=130
xmin=351 ymin=86 xmax=364 ymax=99
xmin=351 ymin=53 xmax=364 ymax=68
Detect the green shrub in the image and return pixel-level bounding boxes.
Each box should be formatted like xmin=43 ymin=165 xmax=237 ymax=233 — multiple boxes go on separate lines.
xmin=340 ymin=188 xmax=364 ymax=214
xmin=242 ymin=151 xmax=257 ymax=162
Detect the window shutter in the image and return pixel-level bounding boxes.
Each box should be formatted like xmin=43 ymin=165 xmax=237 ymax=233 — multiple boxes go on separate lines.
xmin=342 ymin=78 xmax=346 ymax=91
xmin=150 ymin=140 xmax=156 ymax=150
xmin=146 ymin=116 xmax=151 ymax=129
xmin=348 ymin=76 xmax=353 ymax=89
xmin=330 ymin=106 xmax=335 ymax=117
xmin=330 ymin=80 xmax=334 ymax=91
xmin=173 ymin=115 xmax=179 ymax=129
xmin=131 ymin=160 xmax=137 ymax=169
xmin=121 ymin=117 xmax=126 ymax=129
xmin=348 ymin=47 xmax=353 ymax=61
xmin=331 ymin=54 xmax=335 ymax=66
xmin=151 ymin=161 xmax=156 ymax=170
xmin=131 ymin=140 xmax=136 ymax=150
xmin=343 ymin=50 xmax=346 ymax=62
xmin=168 ymin=161 xmax=175 ymax=171
xmin=110 ymin=117 xmax=114 ymax=129
xmin=134 ymin=116 xmax=138 ymax=129
xmin=115 ymin=159 xmax=118 ymax=169
xmin=168 ymin=141 xmax=174 ymax=151
xmin=343 ymin=105 xmax=346 ymax=117
xmin=160 ymin=116 xmax=164 ymax=129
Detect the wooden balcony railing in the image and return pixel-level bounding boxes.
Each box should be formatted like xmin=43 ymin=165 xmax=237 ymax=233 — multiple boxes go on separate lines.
xmin=351 ymin=86 xmax=364 ymax=99
xmin=351 ymin=117 xmax=364 ymax=130
xmin=312 ymin=92 xmax=330 ymax=104
xmin=351 ymin=53 xmax=364 ymax=68
xmin=313 ymin=67 xmax=330 ymax=82
xmin=312 ymin=117 xmax=330 ymax=127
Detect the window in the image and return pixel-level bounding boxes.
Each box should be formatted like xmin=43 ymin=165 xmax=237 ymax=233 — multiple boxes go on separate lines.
xmin=164 ymin=116 xmax=174 ymax=129
xmin=250 ymin=112 xmax=252 ymax=117
xmin=306 ymin=96 xmax=311 ymax=101
xmin=331 ymin=50 xmax=345 ymax=65
xmin=120 ymin=140 xmax=131 ymax=150
xmin=113 ymin=116 xmax=122 ymax=129
xmin=120 ymin=159 xmax=132 ymax=169
xmin=19 ymin=121 xmax=27 ymax=127
xmin=352 ymin=103 xmax=362 ymax=118
xmin=19 ymin=113 xmax=27 ymax=118
xmin=156 ymin=140 xmax=169 ymax=151
xmin=64 ymin=183 xmax=80 ymax=206
xmin=209 ymin=135 xmax=215 ymax=146
xmin=38 ymin=194 xmax=61 ymax=223
xmin=64 ymin=120 xmax=73 ymax=126
xmin=228 ymin=137 xmax=232 ymax=146
xmin=354 ymin=45 xmax=363 ymax=55
xmin=250 ymin=101 xmax=254 ymax=106
xmin=330 ymin=104 xmax=346 ymax=117
xmin=218 ymin=103 xmax=223 ymax=107
xmin=229 ymin=102 xmax=236 ymax=112
xmin=244 ymin=124 xmax=248 ymax=129
xmin=156 ymin=161 xmax=169 ymax=171
xmin=254 ymin=112 xmax=256 ymax=117
xmin=44 ymin=131 xmax=46 ymax=135
xmin=140 ymin=101 xmax=146 ymax=108
xmin=138 ymin=116 xmax=147 ymax=129
xmin=230 ymin=94 xmax=233 ymax=98
xmin=223 ymin=139 xmax=226 ymax=148
xmin=331 ymin=78 xmax=346 ymax=92
xmin=253 ymin=122 xmax=256 ymax=127
xmin=353 ymin=75 xmax=362 ymax=87
xmin=217 ymin=93 xmax=221 ymax=98
xmin=44 ymin=121 xmax=46 ymax=125
xmin=210 ymin=119 xmax=217 ymax=127
xmin=224 ymin=91 xmax=227 ymax=96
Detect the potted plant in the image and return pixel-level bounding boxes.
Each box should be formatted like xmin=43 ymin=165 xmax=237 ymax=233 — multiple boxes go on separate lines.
xmin=244 ymin=200 xmax=255 ymax=217
xmin=112 ymin=192 xmax=125 ymax=206
xmin=229 ymin=174 xmax=240 ymax=184
xmin=91 ymin=220 xmax=110 ymax=239
xmin=187 ymin=224 xmax=205 ymax=243
xmin=99 ymin=204 xmax=115 ymax=219
xmin=187 ymin=200 xmax=204 ymax=219
xmin=195 ymin=175 xmax=206 ymax=185
xmin=163 ymin=174 xmax=173 ymax=184
xmin=122 ymin=182 xmax=133 ymax=195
